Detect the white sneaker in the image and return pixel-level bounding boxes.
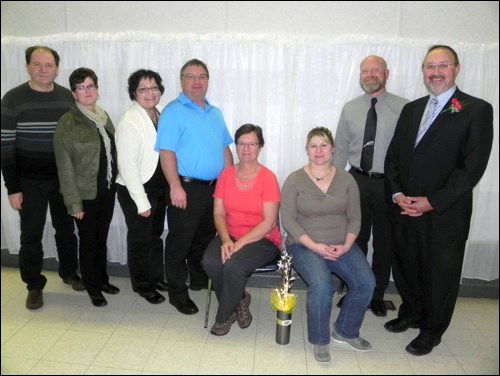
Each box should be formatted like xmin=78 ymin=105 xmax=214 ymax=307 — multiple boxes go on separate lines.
xmin=331 ymin=325 xmax=371 ymax=351
xmin=313 ymin=344 xmax=331 ymax=362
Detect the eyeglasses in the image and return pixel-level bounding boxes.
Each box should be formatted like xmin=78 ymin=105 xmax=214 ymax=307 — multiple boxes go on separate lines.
xmin=75 ymin=84 xmax=97 ymax=92
xmin=136 ymin=86 xmax=160 ymax=94
xmin=181 ymin=74 xmax=208 ymax=81
xmin=423 ymin=63 xmax=456 ymax=71
xmin=236 ymin=142 xmax=260 ymax=148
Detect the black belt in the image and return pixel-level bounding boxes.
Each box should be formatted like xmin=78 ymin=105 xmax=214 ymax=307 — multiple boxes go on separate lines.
xmin=352 ymin=168 xmax=384 ymax=179
xmin=180 ymin=176 xmax=217 ymax=186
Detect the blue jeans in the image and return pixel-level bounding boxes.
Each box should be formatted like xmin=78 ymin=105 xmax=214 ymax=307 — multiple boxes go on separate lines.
xmin=289 ymin=242 xmax=375 ymax=345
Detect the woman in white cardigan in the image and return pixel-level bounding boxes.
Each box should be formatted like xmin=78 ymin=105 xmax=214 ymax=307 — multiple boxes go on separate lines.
xmin=115 ymin=69 xmax=169 ymax=304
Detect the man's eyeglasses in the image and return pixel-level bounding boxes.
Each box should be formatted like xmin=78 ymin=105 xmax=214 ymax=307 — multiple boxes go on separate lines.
xmin=181 ymin=74 xmax=208 ymax=81
xmin=423 ymin=63 xmax=456 ymax=71
xmin=236 ymin=142 xmax=260 ymax=148
xmin=75 ymin=84 xmax=97 ymax=92
xmin=137 ymin=86 xmax=160 ymax=94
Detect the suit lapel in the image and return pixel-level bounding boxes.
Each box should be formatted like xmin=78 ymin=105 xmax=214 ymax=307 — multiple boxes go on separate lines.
xmin=415 ymin=89 xmax=461 ymax=147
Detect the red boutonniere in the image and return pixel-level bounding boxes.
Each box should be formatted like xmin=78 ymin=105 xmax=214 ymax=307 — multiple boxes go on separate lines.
xmin=443 ymin=98 xmax=468 ymax=114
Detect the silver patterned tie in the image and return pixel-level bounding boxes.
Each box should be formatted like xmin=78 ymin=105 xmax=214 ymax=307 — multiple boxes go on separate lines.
xmin=415 ymin=97 xmax=439 ymax=147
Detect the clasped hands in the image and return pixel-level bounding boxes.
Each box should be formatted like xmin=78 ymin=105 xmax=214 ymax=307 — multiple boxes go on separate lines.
xmin=71 ymin=212 xmax=85 ymax=220
xmin=220 ymin=239 xmax=239 ymax=264
xmin=315 ymin=243 xmax=346 ymax=261
xmin=396 ymin=194 xmax=433 ymax=217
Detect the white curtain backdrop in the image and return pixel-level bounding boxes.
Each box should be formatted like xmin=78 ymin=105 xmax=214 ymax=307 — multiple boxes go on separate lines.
xmin=1 ymin=33 xmax=498 ymax=281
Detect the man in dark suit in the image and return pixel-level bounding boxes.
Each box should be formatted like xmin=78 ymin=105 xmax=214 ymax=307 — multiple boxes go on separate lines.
xmin=384 ymin=45 xmax=493 ymax=356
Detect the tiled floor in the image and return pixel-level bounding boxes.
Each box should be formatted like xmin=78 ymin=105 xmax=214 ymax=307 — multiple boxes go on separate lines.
xmin=1 ymin=266 xmax=498 ymax=375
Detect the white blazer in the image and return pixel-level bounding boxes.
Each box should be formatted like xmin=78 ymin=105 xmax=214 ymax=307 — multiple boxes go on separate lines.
xmin=115 ymin=101 xmax=164 ymax=213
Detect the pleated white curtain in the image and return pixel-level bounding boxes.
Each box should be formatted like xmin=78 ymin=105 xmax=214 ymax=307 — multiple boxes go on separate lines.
xmin=1 ymin=33 xmax=498 ymax=280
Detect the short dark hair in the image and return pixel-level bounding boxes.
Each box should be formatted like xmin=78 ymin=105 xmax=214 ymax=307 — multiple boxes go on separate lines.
xmin=180 ymin=59 xmax=209 ymax=79
xmin=69 ymin=67 xmax=98 ymax=92
xmin=426 ymin=45 xmax=460 ymax=65
xmin=235 ymin=124 xmax=265 ymax=147
xmin=127 ymin=69 xmax=165 ymax=101
xmin=25 ymin=45 xmax=60 ymax=67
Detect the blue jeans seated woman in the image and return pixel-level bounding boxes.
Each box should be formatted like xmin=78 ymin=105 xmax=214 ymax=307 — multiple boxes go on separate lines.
xmin=289 ymin=242 xmax=375 ymax=345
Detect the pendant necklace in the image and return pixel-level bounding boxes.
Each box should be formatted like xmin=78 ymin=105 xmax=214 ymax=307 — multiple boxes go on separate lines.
xmin=308 ymin=165 xmax=327 ymax=181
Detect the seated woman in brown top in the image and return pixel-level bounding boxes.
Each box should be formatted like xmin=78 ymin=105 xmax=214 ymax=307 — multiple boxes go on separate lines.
xmin=281 ymin=127 xmax=375 ymax=362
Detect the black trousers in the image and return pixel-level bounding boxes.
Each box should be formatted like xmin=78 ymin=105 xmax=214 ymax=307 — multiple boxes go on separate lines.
xmin=165 ymin=181 xmax=216 ymax=302
xmin=18 ymin=178 xmax=78 ymax=290
xmin=350 ymin=171 xmax=391 ymax=301
xmin=391 ymin=224 xmax=466 ymax=340
xmin=75 ymin=186 xmax=116 ymax=295
xmin=203 ymin=236 xmax=278 ymax=323
xmin=117 ymin=183 xmax=167 ymax=293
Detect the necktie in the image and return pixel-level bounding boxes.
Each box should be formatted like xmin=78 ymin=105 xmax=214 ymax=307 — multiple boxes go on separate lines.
xmin=415 ymin=97 xmax=439 ymax=147
xmin=360 ymin=97 xmax=377 ymax=172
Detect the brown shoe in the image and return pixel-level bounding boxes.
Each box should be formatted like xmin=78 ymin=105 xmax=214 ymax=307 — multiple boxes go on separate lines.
xmin=210 ymin=317 xmax=235 ymax=336
xmin=236 ymin=291 xmax=252 ymax=329
xmin=228 ymin=310 xmax=237 ymax=324
xmin=26 ymin=289 xmax=43 ymax=310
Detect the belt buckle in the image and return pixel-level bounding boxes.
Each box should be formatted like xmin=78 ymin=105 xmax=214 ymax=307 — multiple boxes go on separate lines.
xmin=368 ymin=171 xmax=382 ymax=179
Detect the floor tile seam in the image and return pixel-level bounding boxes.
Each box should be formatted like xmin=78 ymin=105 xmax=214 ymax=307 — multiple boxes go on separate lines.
xmin=404 ymin=352 xmax=464 ymax=373
xmin=113 ymin=318 xmax=172 ymax=339
xmin=1 ymin=317 xmax=28 ymax=344
xmin=38 ymin=358 xmax=93 ymax=373
xmin=15 ymin=326 xmax=68 ymax=367
xmin=451 ymin=351 xmax=500 ymax=360
xmin=49 ymin=330 xmax=114 ymax=367
xmin=354 ymin=348 xmax=413 ymax=364
xmin=203 ymin=287 xmax=261 ymax=374
xmin=139 ymin=330 xmax=165 ymax=374
xmin=63 ymin=329 xmax=113 ymax=368
xmin=88 ymin=333 xmax=156 ymax=372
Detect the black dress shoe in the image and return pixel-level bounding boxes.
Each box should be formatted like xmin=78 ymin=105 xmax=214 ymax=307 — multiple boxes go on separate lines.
xmin=155 ymin=281 xmax=169 ymax=292
xmin=406 ymin=336 xmax=441 ymax=356
xmin=90 ymin=292 xmax=108 ymax=307
xmin=384 ymin=317 xmax=419 ymax=333
xmin=170 ymin=298 xmax=199 ymax=315
xmin=101 ymin=283 xmax=120 ymax=295
xmin=140 ymin=290 xmax=166 ymax=304
xmin=370 ymin=300 xmax=387 ymax=317
xmin=63 ymin=274 xmax=86 ymax=291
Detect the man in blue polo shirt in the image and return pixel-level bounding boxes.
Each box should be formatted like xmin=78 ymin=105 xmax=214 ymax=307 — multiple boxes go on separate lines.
xmin=155 ymin=59 xmax=233 ymax=315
